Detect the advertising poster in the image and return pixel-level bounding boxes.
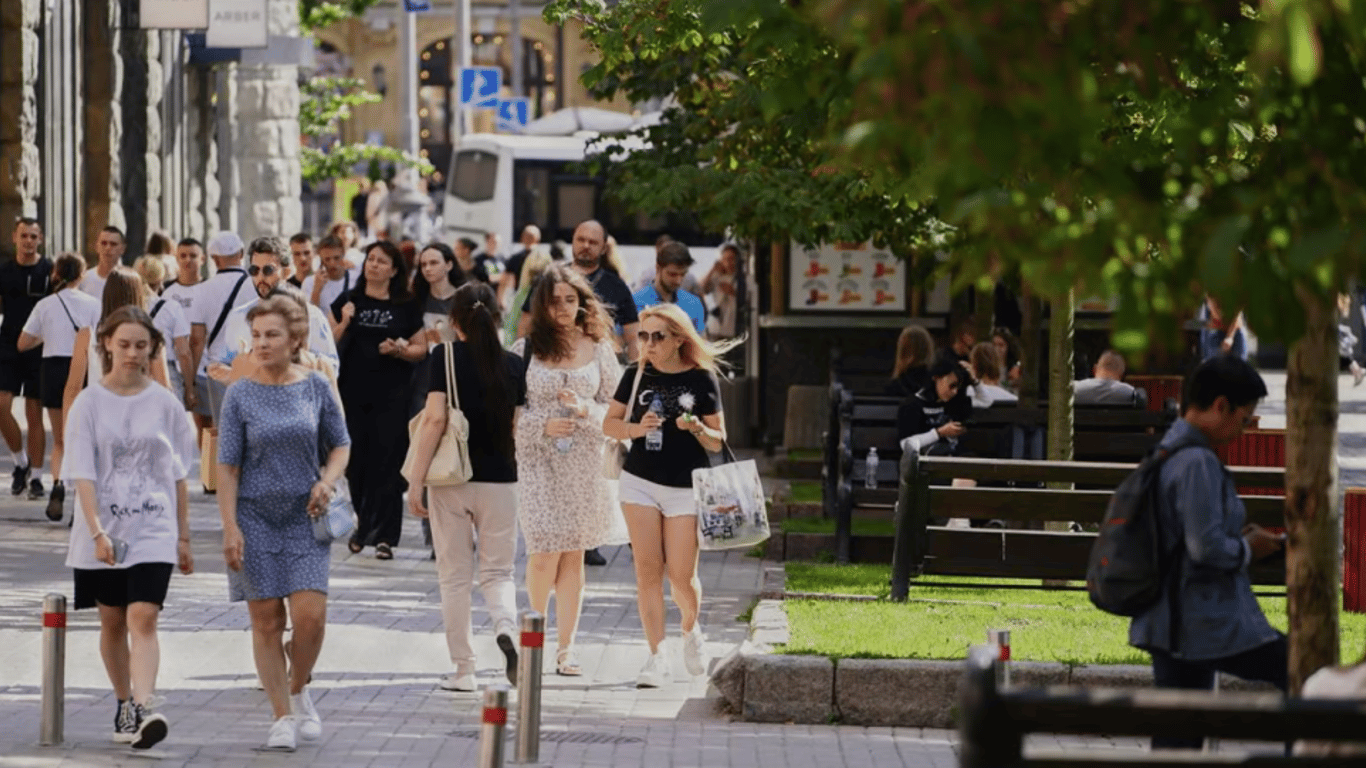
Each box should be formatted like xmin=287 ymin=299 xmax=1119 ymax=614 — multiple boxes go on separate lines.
xmin=789 ymin=241 xmax=905 ymax=312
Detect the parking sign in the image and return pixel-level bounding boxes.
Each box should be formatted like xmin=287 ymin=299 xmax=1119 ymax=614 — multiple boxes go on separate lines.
xmin=459 ymin=66 xmax=502 ymax=109
xmin=497 ymin=98 xmax=531 ymax=133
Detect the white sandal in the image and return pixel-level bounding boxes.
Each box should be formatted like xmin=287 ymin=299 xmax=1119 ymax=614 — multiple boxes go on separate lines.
xmin=556 ymin=647 xmax=582 ymax=677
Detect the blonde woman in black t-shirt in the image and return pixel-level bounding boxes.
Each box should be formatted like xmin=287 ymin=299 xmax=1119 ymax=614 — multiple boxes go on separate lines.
xmin=603 ymin=303 xmax=741 ymax=688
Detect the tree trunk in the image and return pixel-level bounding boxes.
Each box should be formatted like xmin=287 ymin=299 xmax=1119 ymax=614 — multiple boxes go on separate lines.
xmin=1018 ymin=285 xmax=1043 ymax=408
xmin=1284 ymin=287 xmax=1341 ymax=693
xmin=1043 ymin=289 xmax=1076 ymax=586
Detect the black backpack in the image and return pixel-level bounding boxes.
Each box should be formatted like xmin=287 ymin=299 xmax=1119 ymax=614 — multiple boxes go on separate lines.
xmin=1086 ymin=443 xmax=1195 ymax=616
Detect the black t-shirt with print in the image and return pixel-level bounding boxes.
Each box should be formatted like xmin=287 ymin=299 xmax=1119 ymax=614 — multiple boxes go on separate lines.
xmin=427 ymin=342 xmax=527 ymax=483
xmin=0 ymin=257 xmax=52 ymax=353
xmin=331 ymin=291 xmax=424 ymax=404
xmin=613 ymin=364 xmax=721 ymax=488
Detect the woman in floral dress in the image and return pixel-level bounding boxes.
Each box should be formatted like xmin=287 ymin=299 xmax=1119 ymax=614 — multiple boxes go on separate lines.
xmin=512 ymin=264 xmax=624 ymax=676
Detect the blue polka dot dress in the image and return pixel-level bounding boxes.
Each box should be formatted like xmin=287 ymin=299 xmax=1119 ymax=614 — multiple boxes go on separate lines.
xmin=217 ymin=373 xmax=351 ymax=601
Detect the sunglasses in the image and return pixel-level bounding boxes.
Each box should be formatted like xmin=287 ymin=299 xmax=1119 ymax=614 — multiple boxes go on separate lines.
xmin=636 ymin=330 xmax=672 ymax=345
xmin=26 ymin=272 xmax=49 ymax=297
xmin=247 ymin=264 xmax=278 ymax=277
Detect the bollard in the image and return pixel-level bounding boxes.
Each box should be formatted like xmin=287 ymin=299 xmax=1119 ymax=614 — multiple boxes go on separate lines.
xmin=478 ymin=685 xmax=509 ymax=768
xmin=40 ymin=593 xmax=66 ymax=746
xmin=986 ymin=629 xmax=1010 ymax=689
xmin=514 ymin=612 xmax=544 ymax=764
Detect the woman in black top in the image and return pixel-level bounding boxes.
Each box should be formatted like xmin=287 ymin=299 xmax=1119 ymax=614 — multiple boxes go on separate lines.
xmin=405 ymin=282 xmax=525 ymax=692
xmin=896 ymin=357 xmax=972 ymax=455
xmin=603 ymin=303 xmax=740 ymax=688
xmin=330 ymin=241 xmax=426 ymax=559
xmin=885 ymin=324 xmax=934 ymax=397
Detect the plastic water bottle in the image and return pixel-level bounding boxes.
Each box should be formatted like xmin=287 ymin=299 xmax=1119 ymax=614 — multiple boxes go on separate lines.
xmin=645 ymin=395 xmax=665 ymax=451
xmin=554 ymin=374 xmax=574 ymax=453
xmin=865 ymin=447 xmax=880 ymax=489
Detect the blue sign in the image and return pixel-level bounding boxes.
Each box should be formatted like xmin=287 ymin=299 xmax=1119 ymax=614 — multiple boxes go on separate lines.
xmin=497 ymin=98 xmax=531 ymax=133
xmin=403 ymin=1 xmax=431 ymax=11
xmin=458 ymin=66 xmax=502 ymax=109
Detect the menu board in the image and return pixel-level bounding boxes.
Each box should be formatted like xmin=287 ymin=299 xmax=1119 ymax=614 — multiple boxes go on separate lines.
xmin=788 ymin=241 xmax=906 ymax=312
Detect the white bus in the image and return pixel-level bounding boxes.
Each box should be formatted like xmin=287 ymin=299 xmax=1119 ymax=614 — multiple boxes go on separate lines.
xmin=441 ymin=132 xmax=725 ymax=288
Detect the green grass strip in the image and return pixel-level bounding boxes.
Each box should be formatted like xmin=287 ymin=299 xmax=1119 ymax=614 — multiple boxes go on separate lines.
xmin=780 ymin=517 xmax=897 ymax=537
xmin=787 ymin=481 xmax=822 ymax=504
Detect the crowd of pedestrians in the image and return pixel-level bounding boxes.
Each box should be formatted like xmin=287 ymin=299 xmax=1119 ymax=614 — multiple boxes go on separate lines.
xmin=0 ymin=215 xmax=740 ymax=752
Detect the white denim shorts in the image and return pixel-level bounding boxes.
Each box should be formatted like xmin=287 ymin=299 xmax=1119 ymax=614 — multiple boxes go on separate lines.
xmin=619 ymin=471 xmax=697 ymax=518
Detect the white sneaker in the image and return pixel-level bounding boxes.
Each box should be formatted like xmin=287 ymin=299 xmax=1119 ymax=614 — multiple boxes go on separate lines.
xmin=266 ymin=716 xmax=297 ymax=750
xmin=636 ymin=651 xmax=671 ymax=689
xmin=682 ymin=625 xmax=707 ymax=676
xmin=291 ymin=687 xmax=322 ymax=742
xmin=440 ymin=672 xmax=477 ymax=692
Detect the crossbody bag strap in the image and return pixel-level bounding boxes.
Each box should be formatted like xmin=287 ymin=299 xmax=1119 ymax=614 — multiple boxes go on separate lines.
xmin=444 ymin=341 xmax=460 ymax=411
xmin=624 ymin=360 xmax=645 ymax=426
xmin=55 ymin=291 xmax=80 ymax=332
xmin=150 ymin=297 xmax=167 ymax=319
xmin=207 ymin=274 xmax=250 ymax=349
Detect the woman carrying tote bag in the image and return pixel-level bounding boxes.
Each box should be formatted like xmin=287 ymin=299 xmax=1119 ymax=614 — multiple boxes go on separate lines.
xmin=602 ymin=303 xmax=742 ymax=688
xmin=405 ymin=282 xmax=525 ymax=692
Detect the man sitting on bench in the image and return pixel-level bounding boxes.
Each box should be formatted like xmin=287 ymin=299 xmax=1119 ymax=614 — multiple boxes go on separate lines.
xmin=1075 ymin=350 xmax=1139 ymax=406
xmin=1130 ymin=354 xmax=1288 ymax=751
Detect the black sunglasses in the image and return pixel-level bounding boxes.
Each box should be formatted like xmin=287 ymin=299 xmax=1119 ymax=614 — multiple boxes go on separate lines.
xmin=247 ymin=264 xmax=278 ymax=277
xmin=26 ymin=272 xmax=49 ymax=297
xmin=636 ymin=330 xmax=672 ymax=345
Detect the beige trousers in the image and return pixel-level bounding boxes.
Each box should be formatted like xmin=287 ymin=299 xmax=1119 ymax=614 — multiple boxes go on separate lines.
xmin=428 ymin=482 xmax=519 ymax=674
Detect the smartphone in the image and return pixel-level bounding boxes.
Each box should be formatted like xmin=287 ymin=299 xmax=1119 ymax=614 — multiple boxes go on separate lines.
xmin=110 ymin=536 xmax=130 ymax=565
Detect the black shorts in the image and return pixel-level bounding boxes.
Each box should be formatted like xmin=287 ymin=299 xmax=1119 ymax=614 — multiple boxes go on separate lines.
xmin=0 ymin=348 xmax=41 ymax=398
xmin=73 ymin=562 xmax=174 ymax=610
xmin=40 ymin=356 xmax=72 ymax=409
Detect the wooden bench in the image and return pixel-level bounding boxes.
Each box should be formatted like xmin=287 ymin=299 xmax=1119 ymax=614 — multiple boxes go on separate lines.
xmin=959 ymin=645 xmax=1366 ymax=768
xmin=826 ymin=389 xmax=1175 ymax=563
xmin=887 ymin=456 xmax=1287 ymax=599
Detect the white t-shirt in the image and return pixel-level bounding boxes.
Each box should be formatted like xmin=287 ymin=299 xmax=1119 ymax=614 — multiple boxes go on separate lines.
xmin=78 ymin=269 xmax=109 ymax=300
xmin=21 ymin=289 xmax=100 ymax=357
xmin=1294 ymin=663 xmax=1366 ymax=756
xmin=188 ymin=267 xmax=254 ymax=375
xmin=149 ymin=295 xmax=191 ymax=366
xmin=160 ymin=279 xmax=199 ymax=318
xmin=63 ymin=381 xmax=195 ymax=570
xmin=214 ymin=297 xmax=341 ymax=373
xmin=969 ymin=382 xmax=1019 ymax=409
xmin=301 ymin=267 xmax=360 ymax=311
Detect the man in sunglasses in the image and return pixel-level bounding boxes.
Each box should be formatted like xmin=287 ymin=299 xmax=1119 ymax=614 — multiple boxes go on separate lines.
xmin=208 ymin=236 xmax=339 ymax=381
xmin=0 ymin=217 xmax=51 ymax=498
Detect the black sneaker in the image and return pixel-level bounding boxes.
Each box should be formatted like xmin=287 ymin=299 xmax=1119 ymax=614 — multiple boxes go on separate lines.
xmin=27 ymin=477 xmax=44 ymax=501
xmin=45 ymin=483 xmax=64 ymax=522
xmin=112 ymin=699 xmax=138 ymax=743
xmin=584 ymin=547 xmax=607 ymax=566
xmin=497 ymin=630 xmax=519 ymax=687
xmin=11 ymin=464 xmax=29 ymax=496
xmin=130 ymin=704 xmax=168 ymax=750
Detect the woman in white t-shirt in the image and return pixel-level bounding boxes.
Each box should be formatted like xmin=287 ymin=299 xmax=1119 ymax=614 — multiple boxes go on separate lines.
xmin=17 ymin=253 xmax=101 ymax=520
xmin=62 ymin=268 xmax=172 ymax=416
xmin=135 ymin=256 xmax=193 ymax=408
xmin=64 ymin=306 xmax=195 ymax=751
xmin=967 ymin=341 xmax=1018 ymax=409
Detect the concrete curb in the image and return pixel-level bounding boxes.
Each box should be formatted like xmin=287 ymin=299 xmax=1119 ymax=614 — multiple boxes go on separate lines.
xmin=711 ymin=598 xmax=1276 ymax=727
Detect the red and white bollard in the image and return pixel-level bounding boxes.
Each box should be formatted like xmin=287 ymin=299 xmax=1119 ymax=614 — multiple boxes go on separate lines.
xmin=479 ymin=685 xmax=509 ymax=768
xmin=515 ymin=611 xmax=544 ymax=764
xmin=987 ymin=629 xmax=1011 ymax=689
xmin=41 ymin=593 xmax=66 ymax=746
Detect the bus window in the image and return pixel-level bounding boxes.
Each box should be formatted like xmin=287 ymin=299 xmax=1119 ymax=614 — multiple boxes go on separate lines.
xmin=450 ymin=149 xmax=498 ymax=202
xmin=556 ymin=183 xmax=597 ymax=231
xmin=513 ymin=164 xmax=551 ymax=239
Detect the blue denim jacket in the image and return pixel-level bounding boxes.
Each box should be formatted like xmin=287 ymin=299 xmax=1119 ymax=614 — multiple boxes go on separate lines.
xmin=1128 ymin=419 xmax=1280 ymax=660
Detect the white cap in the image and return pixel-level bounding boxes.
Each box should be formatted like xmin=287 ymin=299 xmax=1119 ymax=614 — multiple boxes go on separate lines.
xmin=206 ymin=231 xmax=245 ymax=257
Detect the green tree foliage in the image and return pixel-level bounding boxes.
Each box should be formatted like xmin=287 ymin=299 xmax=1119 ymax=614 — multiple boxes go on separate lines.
xmin=298 ymin=77 xmax=434 ymax=186
xmin=299 ymin=0 xmax=382 ymax=33
xmin=543 ymin=0 xmax=939 ymax=259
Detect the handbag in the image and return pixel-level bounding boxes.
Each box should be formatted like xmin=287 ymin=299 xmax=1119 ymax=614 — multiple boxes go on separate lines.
xmin=603 ymin=362 xmax=646 ymax=480
xmin=311 ymin=477 xmax=357 ymax=543
xmin=693 ymin=442 xmax=771 ymax=551
xmin=400 ymin=342 xmax=474 ymax=487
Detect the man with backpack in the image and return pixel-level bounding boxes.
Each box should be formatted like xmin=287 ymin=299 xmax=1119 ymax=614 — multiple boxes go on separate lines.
xmin=1122 ymin=355 xmax=1288 ymax=750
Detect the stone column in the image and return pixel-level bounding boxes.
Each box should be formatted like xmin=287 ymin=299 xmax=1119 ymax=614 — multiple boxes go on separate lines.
xmin=83 ymin=0 xmax=125 ymax=252
xmin=0 ymin=0 xmax=41 ymax=231
xmin=233 ymin=0 xmax=302 ymax=241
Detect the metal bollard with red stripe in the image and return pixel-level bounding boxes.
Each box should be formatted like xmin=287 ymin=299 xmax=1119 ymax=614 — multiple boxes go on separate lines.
xmin=41 ymin=593 xmax=66 ymax=746
xmin=987 ymin=629 xmax=1011 ymax=689
xmin=514 ymin=611 xmax=544 ymax=764
xmin=479 ymin=685 xmax=510 ymax=768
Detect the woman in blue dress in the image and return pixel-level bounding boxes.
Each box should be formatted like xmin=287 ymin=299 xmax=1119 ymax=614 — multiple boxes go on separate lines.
xmin=217 ymin=295 xmax=350 ymax=751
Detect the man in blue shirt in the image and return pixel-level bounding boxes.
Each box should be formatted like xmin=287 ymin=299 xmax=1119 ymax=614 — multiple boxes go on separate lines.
xmin=1130 ymin=354 xmax=1287 ymax=751
xmin=632 ymin=241 xmax=706 ymax=335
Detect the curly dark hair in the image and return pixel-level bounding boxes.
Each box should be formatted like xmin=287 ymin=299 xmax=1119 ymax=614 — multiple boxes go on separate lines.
xmin=525 ymin=264 xmax=617 ymax=362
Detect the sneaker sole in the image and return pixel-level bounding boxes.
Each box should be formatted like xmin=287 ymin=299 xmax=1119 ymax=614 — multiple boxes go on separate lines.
xmin=497 ymin=634 xmax=518 ymax=687
xmin=112 ymin=732 xmax=136 ymax=744
xmin=131 ymin=715 xmax=168 ymax=750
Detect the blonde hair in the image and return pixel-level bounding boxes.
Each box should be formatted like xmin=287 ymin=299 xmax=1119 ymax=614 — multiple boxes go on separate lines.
xmin=969 ymin=341 xmax=1001 ymax=383
xmin=638 ymin=303 xmax=743 ymax=373
xmin=247 ymin=294 xmax=310 ymax=360
xmin=133 ymin=255 xmax=166 ymax=290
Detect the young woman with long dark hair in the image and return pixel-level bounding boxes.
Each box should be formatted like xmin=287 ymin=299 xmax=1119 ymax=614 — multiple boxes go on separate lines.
xmin=405 ymin=282 xmax=525 ymax=691
xmin=329 ymin=240 xmax=426 ymax=559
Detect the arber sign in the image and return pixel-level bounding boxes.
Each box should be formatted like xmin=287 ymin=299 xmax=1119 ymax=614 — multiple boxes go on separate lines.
xmin=205 ymin=0 xmax=268 ymax=48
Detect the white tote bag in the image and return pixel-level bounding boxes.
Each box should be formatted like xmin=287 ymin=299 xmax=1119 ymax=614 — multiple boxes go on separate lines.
xmin=693 ymin=443 xmax=771 ymax=551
